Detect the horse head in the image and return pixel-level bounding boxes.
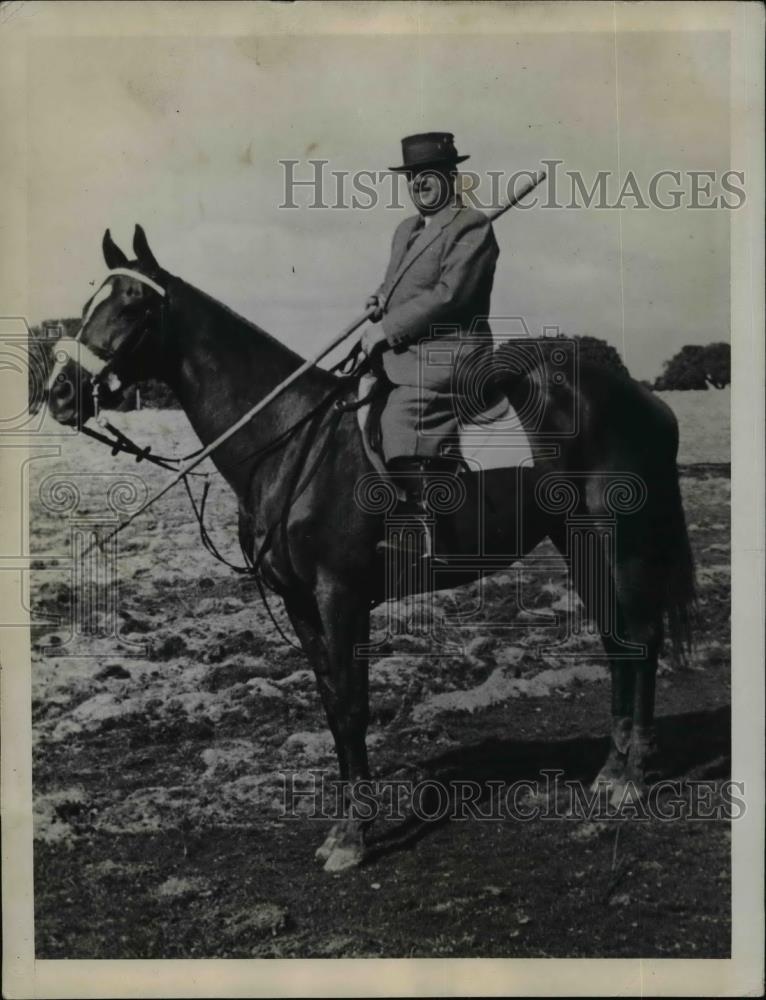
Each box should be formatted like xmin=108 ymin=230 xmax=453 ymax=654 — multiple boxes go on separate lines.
xmin=46 ymin=225 xmax=168 ymax=426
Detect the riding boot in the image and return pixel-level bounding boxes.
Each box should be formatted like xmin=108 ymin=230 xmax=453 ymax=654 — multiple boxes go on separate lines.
xmin=376 ymin=456 xmax=462 ymax=563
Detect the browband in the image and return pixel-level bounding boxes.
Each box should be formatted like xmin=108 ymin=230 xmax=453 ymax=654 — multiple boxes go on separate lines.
xmin=46 ymin=268 xmax=165 ymax=393
xmin=104 ymin=268 xmax=166 ymax=297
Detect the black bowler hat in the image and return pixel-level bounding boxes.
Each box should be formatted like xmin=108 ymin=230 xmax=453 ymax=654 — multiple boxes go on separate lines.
xmin=389 ymin=132 xmax=470 ymax=172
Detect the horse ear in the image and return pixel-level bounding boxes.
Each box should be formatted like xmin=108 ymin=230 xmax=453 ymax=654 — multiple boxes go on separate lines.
xmin=102 ymin=229 xmax=128 ymax=269
xmin=132 ymin=224 xmax=159 ymax=270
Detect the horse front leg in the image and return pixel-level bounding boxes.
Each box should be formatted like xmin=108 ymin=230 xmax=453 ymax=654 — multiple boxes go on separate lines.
xmin=285 ymin=598 xmax=348 ymax=774
xmin=315 ymin=582 xmax=372 ymax=872
xmin=288 ymin=585 xmax=372 ymax=872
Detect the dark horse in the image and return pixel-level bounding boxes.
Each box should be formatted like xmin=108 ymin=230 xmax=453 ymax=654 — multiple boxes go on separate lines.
xmin=47 ymin=226 xmax=695 ymax=871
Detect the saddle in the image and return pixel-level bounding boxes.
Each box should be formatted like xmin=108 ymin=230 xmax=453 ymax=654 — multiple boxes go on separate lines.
xmin=355 ymin=370 xmax=534 ymax=477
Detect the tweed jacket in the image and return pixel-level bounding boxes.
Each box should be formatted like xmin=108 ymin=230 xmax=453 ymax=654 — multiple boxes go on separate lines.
xmin=374 ymin=202 xmax=499 ymax=391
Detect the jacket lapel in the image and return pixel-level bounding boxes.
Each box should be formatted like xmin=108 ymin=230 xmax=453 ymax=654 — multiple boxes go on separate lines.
xmin=391 ymin=216 xmax=423 ymax=272
xmin=383 ymin=205 xmax=462 ymax=306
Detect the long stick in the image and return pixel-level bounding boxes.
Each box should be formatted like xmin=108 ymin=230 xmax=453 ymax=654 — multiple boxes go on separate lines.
xmin=487 ymin=169 xmax=546 ymax=221
xmin=89 ymin=168 xmax=548 ymax=547
xmin=94 ymin=306 xmax=376 ymax=547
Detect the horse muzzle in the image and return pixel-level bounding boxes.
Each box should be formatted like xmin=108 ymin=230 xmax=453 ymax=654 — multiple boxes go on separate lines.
xmin=46 ymin=357 xmax=95 ymax=427
xmin=46 ymin=335 xmax=129 ymax=426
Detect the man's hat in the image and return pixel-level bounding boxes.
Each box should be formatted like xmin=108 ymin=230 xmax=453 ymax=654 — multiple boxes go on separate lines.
xmin=389 ymin=132 xmax=470 ymax=173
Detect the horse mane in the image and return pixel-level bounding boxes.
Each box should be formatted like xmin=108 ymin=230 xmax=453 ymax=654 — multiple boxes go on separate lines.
xmin=165 ymin=273 xmax=336 ymax=388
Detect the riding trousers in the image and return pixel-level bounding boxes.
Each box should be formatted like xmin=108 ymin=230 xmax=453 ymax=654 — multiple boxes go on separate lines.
xmin=378 ymin=339 xmax=493 ymax=462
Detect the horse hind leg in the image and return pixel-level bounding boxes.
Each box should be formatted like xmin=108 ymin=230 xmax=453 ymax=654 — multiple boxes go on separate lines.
xmin=550 ymin=524 xmax=658 ymax=802
xmin=592 ymin=639 xmax=636 ymax=797
xmin=618 ymin=557 xmax=664 ymax=792
xmin=595 ymin=552 xmax=664 ymax=802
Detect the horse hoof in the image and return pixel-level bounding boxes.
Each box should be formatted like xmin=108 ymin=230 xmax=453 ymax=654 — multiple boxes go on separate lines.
xmin=589 ymin=773 xmax=644 ymax=810
xmin=314 ymin=832 xmax=339 ymax=864
xmin=608 ymin=778 xmax=648 ymax=809
xmin=322 ymin=843 xmax=365 ymax=873
xmin=590 ymin=771 xmax=625 ymax=796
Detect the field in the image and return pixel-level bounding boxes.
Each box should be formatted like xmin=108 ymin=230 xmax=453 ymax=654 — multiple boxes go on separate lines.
xmin=29 ymin=389 xmax=731 ymax=958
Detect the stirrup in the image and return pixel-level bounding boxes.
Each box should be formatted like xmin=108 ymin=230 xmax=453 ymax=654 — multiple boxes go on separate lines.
xmin=377 ymin=455 xmax=461 ymax=566
xmin=375 ymin=521 xmax=448 ymax=565
xmin=375 ymin=541 xmax=449 ymax=566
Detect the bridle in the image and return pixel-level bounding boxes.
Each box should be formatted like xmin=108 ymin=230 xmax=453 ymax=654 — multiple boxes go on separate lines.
xmin=47 ymin=267 xmax=167 ymax=420
xmin=48 ymin=263 xmax=370 ymax=652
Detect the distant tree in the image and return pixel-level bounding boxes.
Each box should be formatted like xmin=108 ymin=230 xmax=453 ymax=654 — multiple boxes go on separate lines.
xmin=569 ymin=335 xmax=631 ymax=379
xmin=655 ymin=345 xmax=708 ymax=390
xmin=700 ymin=342 xmax=730 ymax=389
xmin=493 ymin=334 xmax=632 ymax=403
xmin=654 ymin=342 xmax=730 ymax=390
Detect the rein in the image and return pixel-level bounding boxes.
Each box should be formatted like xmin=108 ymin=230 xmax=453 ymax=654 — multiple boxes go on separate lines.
xmin=181 ymin=386 xmax=352 ymax=650
xmin=62 ymin=267 xmax=372 ymax=648
xmin=77 ymin=347 xmax=370 ymax=649
xmin=79 ymin=418 xmax=207 ymax=473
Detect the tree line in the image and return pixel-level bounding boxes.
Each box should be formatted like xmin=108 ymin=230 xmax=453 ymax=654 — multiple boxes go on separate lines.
xmin=28 ymin=320 xmax=730 ymax=413
xmin=497 ymin=335 xmax=729 ymax=391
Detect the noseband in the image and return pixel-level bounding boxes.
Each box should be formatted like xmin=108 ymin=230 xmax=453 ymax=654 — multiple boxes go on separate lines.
xmin=47 ymin=267 xmax=166 ymax=417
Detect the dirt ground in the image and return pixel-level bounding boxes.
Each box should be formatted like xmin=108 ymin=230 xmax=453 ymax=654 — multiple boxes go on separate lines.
xmin=29 ymin=392 xmax=731 ymax=958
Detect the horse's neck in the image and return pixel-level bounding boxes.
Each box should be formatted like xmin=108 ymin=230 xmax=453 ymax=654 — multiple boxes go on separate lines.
xmin=161 ymin=279 xmax=332 ymax=487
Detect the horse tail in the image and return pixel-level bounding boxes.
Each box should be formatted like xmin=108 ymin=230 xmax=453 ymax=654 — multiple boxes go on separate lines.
xmin=494 ymin=351 xmax=698 ymax=663
xmin=656 ymin=463 xmax=697 ymax=665
xmin=643 ymin=394 xmax=697 ymax=665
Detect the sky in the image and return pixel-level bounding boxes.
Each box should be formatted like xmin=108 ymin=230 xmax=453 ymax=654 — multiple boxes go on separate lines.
xmin=26 ymin=28 xmax=731 ymax=381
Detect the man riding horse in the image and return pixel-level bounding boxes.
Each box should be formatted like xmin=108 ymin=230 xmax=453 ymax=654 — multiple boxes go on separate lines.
xmin=360 ymin=132 xmax=499 ymax=558
xmin=44 ymin=143 xmax=695 ymax=872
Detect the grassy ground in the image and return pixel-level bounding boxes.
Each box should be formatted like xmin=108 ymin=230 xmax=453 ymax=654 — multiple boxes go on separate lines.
xmin=30 ymin=390 xmax=731 ymax=958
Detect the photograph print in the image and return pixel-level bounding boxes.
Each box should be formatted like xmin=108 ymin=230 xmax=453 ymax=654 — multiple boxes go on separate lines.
xmin=1 ymin=2 xmax=763 ymax=996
